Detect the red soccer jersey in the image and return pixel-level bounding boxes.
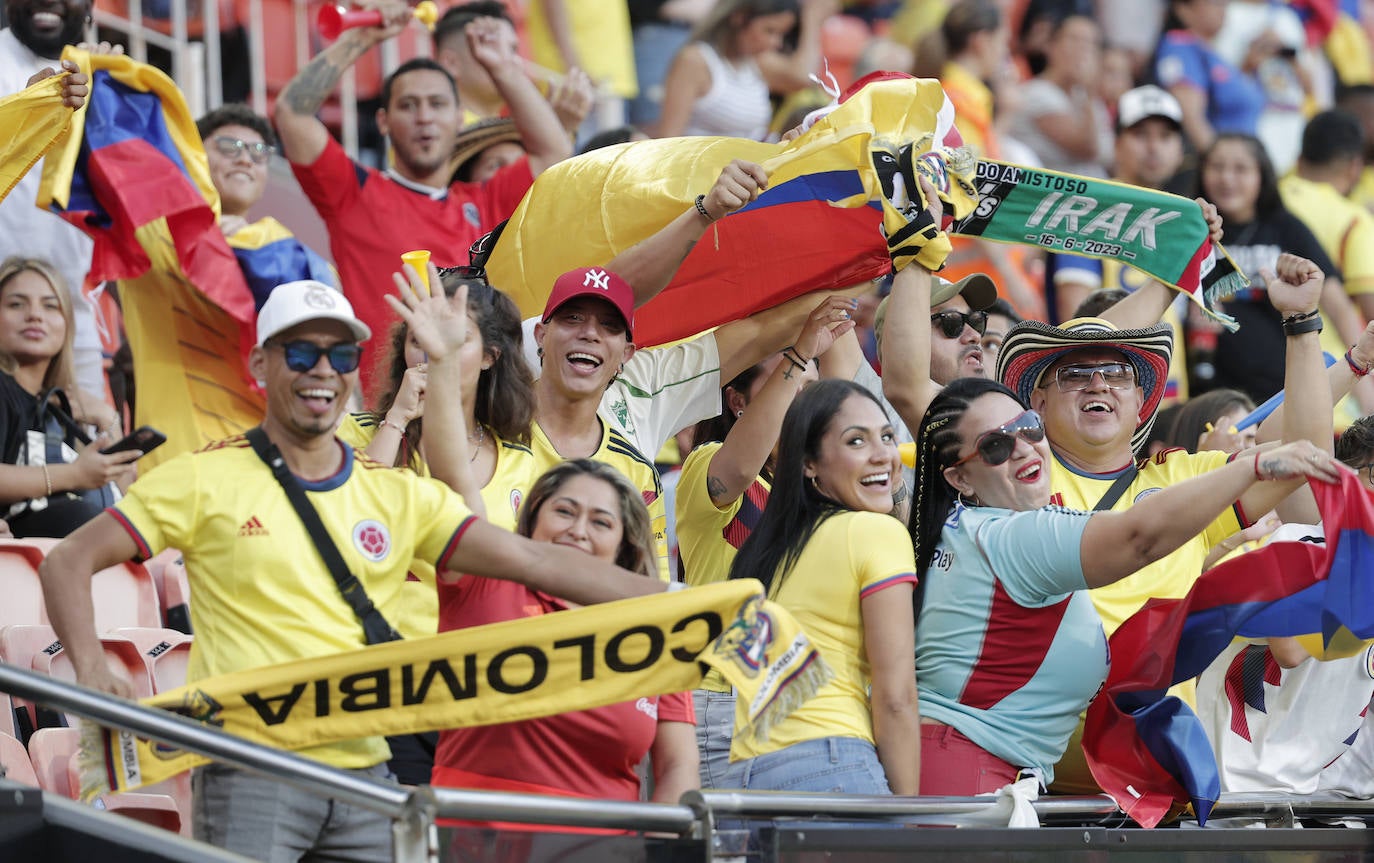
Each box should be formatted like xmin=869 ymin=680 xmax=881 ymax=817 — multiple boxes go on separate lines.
xmin=290 ymin=137 xmax=533 ymax=392
xmin=431 ymin=573 xmax=693 ymax=810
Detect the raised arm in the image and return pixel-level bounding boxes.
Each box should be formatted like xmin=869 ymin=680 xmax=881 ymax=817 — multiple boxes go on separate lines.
xmin=38 ymin=513 xmax=142 ymax=697
xmin=1078 ymin=439 xmax=1339 ymax=587
xmin=608 ymin=160 xmax=768 ymax=306
xmin=384 ymin=263 xmax=487 ymax=518
xmin=1235 ymin=254 xmax=1331 ymax=519
xmin=705 ymin=296 xmax=854 ymax=506
xmin=714 ymin=284 xmax=870 ymax=381
xmin=466 ymin=17 xmax=570 ymax=177
xmin=274 ymin=3 xmax=410 ymax=165
xmin=878 ymin=265 xmax=938 ymax=435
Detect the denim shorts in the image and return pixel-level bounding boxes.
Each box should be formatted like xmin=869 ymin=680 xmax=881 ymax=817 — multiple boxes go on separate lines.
xmin=721 ymin=736 xmax=893 ymax=795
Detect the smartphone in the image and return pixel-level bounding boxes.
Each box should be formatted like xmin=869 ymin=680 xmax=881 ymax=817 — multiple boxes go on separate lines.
xmin=100 ymin=426 xmax=167 ymax=457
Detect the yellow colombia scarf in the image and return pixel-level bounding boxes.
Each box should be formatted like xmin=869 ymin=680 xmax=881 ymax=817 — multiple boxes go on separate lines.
xmin=83 ymin=579 xmax=830 ymax=797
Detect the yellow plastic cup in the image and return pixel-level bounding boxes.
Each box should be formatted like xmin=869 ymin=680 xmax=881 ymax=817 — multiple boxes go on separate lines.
xmin=401 ymin=250 xmax=431 ymax=293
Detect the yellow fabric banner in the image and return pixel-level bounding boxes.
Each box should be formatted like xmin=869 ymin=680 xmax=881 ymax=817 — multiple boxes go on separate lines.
xmin=84 ymin=579 xmax=829 ymax=796
xmin=0 ymin=70 xmax=75 ymax=203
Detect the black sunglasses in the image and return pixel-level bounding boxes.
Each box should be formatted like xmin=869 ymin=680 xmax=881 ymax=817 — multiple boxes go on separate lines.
xmin=952 ymin=410 xmax=1046 ymax=467
xmin=271 ymin=340 xmax=364 ymax=374
xmin=931 ymin=309 xmax=988 ymax=339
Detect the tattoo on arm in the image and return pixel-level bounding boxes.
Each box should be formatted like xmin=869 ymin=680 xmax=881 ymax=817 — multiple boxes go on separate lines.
xmin=282 ymin=48 xmax=358 ymax=115
xmin=706 ymin=475 xmax=728 ymax=502
xmin=891 ymin=481 xmax=908 ymax=505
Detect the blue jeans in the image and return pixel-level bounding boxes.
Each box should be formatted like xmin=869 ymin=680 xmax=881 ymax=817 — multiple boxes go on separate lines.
xmin=721 ymin=737 xmax=893 ymax=795
xmin=693 ymin=689 xmax=736 ymax=788
xmin=192 ymin=762 xmax=394 ymax=862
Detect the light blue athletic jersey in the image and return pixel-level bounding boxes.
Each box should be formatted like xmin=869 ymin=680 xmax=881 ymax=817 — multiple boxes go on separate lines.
xmin=916 ymin=502 xmax=1109 ymax=782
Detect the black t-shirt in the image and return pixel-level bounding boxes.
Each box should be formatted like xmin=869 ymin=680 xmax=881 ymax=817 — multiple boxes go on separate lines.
xmin=1210 ymin=209 xmax=1337 ymax=405
xmin=0 ymin=371 xmax=42 ymax=466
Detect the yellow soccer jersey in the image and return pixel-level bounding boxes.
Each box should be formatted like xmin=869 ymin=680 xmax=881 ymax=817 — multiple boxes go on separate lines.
xmin=1047 ymin=447 xmax=1243 ymax=636
xmin=676 ymin=441 xmax=773 ymax=693
xmin=676 ymin=442 xmax=772 ymax=588
xmin=730 ymin=511 xmax=917 ymax=762
xmin=337 ymin=413 xmax=536 ymax=637
xmin=1281 ymin=174 xmax=1374 ymax=297
xmin=111 ymin=435 xmax=475 ymax=769
xmin=531 ymin=419 xmax=669 ymax=580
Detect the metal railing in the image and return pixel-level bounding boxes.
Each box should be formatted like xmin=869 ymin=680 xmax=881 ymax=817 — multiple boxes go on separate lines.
xmin=0 ymin=662 xmax=433 ymax=862
xmin=10 ymin=659 xmax=1374 ymax=863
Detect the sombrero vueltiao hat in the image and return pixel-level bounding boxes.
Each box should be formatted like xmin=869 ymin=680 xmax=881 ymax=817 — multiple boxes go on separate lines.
xmin=448 ymin=118 xmax=523 ymax=182
xmin=995 ymin=317 xmax=1174 ymax=454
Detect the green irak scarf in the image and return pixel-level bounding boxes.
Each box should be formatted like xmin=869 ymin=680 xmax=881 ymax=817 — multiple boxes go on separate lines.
xmin=948 ymin=161 xmax=1249 ymax=328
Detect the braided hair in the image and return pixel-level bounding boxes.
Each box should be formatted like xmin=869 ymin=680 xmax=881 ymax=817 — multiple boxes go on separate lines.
xmin=911 ymin=378 xmax=1028 ymax=591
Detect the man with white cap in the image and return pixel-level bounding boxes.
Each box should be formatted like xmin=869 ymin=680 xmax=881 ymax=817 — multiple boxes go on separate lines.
xmin=38 ymin=279 xmax=666 ymax=860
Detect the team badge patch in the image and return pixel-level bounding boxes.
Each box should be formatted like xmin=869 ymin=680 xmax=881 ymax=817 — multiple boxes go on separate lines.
xmin=1133 ymin=487 xmax=1161 ymax=504
xmin=463 ymin=201 xmax=481 ymax=228
xmin=353 ymin=519 xmax=391 ymax=562
xmin=510 ymin=489 xmax=523 ymax=518
xmin=1365 ymin=645 xmax=1374 ymax=681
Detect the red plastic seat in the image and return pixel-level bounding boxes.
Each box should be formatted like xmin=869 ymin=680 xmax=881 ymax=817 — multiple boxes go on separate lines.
xmin=0 ymin=730 xmax=38 ymax=787
xmin=144 ymin=550 xmax=192 ymax=633
xmin=2 ymin=625 xmax=155 ymax=733
xmin=0 ymin=539 xmax=159 ymax=632
xmin=111 ymin=627 xmax=193 ymax=694
xmin=29 ymin=727 xmax=182 ymax=833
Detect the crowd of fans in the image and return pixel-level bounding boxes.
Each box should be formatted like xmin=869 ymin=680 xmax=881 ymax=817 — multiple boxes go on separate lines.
xmin=6 ymin=0 xmax=1374 ymax=856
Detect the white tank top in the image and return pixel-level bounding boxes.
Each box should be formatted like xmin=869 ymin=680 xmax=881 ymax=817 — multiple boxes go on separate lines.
xmin=683 ymin=43 xmax=771 ymax=141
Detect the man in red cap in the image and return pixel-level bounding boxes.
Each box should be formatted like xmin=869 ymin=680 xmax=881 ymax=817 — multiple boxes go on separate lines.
xmin=529 ymin=264 xmax=670 ymax=572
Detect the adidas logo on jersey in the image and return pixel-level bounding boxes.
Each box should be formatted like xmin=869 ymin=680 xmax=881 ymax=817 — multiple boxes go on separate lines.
xmin=238 ymin=516 xmax=269 ymax=537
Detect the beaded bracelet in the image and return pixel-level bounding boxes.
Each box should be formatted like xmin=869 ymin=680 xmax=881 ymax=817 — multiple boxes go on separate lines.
xmin=379 ymin=418 xmax=407 ymax=434
xmin=1347 ymin=348 xmax=1371 ymax=378
xmin=780 ymin=346 xmax=809 ymax=373
xmin=41 ymin=463 xmax=52 ymax=497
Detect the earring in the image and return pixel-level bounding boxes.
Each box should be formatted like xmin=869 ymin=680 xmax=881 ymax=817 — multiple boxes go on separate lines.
xmin=957 ymin=491 xmax=979 ymax=508
xmin=536 ymin=346 xmax=544 ymax=359
xmin=736 ymin=410 xmax=744 ymax=418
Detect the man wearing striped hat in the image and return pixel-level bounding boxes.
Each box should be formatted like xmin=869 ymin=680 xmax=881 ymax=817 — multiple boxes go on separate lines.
xmin=995 ymin=253 xmax=1334 ymax=792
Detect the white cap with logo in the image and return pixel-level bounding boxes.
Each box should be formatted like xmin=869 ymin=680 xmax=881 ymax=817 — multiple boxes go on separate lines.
xmin=256 ymin=281 xmax=372 ymax=346
xmin=1117 ymin=85 xmax=1184 ymax=131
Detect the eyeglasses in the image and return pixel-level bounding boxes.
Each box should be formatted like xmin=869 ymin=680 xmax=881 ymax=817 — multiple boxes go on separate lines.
xmin=270 ymin=340 xmax=364 ymax=374
xmin=931 ymin=310 xmax=988 ymax=339
xmin=952 ymin=410 xmax=1046 ymax=467
xmin=1052 ymin=362 xmax=1136 ymax=392
xmin=211 ymin=135 xmax=276 ymax=165
xmin=436 ymin=264 xmax=488 ymax=284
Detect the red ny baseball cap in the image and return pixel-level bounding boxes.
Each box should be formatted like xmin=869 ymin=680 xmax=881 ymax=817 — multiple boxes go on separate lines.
xmin=542 ymin=266 xmax=636 ymax=340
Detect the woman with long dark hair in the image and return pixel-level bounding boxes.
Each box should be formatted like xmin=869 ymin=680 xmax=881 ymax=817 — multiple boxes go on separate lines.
xmin=908 ymin=376 xmax=1338 ymax=793
xmin=720 ymin=378 xmax=919 ymax=796
xmin=676 ymin=295 xmax=853 ymax=786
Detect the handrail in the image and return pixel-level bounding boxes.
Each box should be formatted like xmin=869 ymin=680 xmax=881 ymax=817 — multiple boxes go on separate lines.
xmin=430 ymin=786 xmax=698 ymax=836
xmin=687 ymin=789 xmax=1116 ymax=819
xmin=0 ymin=662 xmax=412 ymax=820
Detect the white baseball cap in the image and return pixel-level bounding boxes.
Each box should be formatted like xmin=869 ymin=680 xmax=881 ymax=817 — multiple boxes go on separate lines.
xmin=1117 ymin=85 xmax=1183 ymax=131
xmin=256 ymin=280 xmax=372 ymax=346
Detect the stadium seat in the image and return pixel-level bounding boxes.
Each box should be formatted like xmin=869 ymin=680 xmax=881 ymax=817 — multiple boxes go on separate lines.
xmin=110 ymin=628 xmax=193 ymax=694
xmin=4 ymin=626 xmax=154 ymax=733
xmin=29 ymin=728 xmax=183 ymax=833
xmin=0 ymin=691 xmax=19 ymax=740
xmin=0 ymin=540 xmax=52 ymax=628
xmin=145 ymin=550 xmax=192 ymax=634
xmin=0 ymin=730 xmax=38 ymax=787
xmin=0 ymin=540 xmax=159 ymax=632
